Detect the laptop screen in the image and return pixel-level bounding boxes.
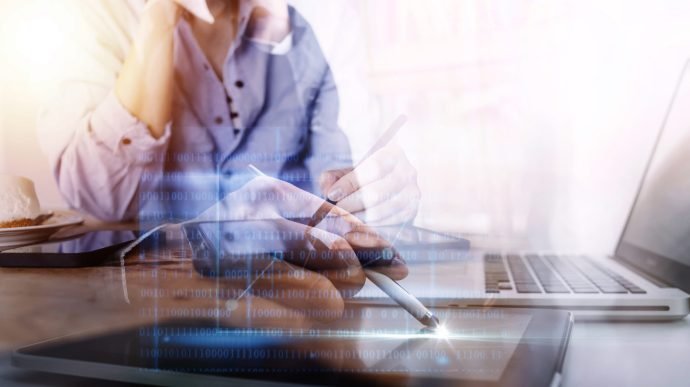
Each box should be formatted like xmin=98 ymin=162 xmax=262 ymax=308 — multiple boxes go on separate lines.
xmin=616 ymin=60 xmax=690 ymax=292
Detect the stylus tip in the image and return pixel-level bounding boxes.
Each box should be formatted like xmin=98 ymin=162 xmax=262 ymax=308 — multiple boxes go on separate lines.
xmin=421 ymin=313 xmax=441 ymax=329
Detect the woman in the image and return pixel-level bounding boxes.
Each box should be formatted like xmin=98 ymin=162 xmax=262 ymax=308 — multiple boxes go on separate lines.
xmin=39 ymin=0 xmax=419 ymax=224
xmin=38 ymin=0 xmax=412 ymax=328
xmin=37 ymin=0 xmax=347 ymax=222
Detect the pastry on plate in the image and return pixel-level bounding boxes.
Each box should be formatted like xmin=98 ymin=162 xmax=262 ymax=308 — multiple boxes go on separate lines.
xmin=0 ymin=175 xmax=45 ymax=228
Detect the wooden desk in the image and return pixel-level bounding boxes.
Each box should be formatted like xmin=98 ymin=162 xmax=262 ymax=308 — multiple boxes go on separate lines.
xmin=0 ymin=224 xmax=219 ymax=352
xmin=0 ymin=221 xmax=353 ymax=353
xmin=1 ymin=226 xmax=689 ymax=386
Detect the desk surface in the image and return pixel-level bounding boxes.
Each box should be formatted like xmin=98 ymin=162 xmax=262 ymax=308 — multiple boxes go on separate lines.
xmin=0 ymin=225 xmax=688 ymax=387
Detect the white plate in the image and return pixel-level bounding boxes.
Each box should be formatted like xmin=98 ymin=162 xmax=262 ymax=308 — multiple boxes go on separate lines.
xmin=0 ymin=210 xmax=84 ymax=248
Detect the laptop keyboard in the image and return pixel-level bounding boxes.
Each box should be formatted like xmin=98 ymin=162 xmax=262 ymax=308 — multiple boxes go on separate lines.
xmin=484 ymin=253 xmax=647 ymax=294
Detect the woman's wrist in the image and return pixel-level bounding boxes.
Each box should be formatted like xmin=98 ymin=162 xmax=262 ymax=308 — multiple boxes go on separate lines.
xmin=117 ymin=0 xmax=179 ymax=139
xmin=141 ymin=0 xmax=183 ymax=35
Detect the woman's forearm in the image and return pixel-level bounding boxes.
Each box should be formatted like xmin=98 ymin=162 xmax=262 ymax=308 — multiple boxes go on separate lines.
xmin=115 ymin=0 xmax=181 ymax=139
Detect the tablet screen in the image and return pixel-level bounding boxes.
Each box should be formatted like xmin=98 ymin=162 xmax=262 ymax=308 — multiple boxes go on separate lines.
xmin=18 ymin=307 xmax=534 ymax=385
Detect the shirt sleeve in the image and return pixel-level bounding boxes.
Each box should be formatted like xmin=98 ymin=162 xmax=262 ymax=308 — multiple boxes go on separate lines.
xmin=303 ymin=67 xmax=353 ymax=192
xmin=245 ymin=32 xmax=294 ymax=55
xmin=37 ymin=0 xmax=171 ymax=222
xmin=284 ymin=9 xmax=353 ymax=192
xmin=90 ymin=91 xmax=170 ymax=164
xmin=289 ymin=0 xmax=381 ymax=162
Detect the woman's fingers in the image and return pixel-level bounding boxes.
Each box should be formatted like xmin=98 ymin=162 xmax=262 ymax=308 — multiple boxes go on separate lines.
xmin=214 ymin=259 xmax=346 ymax=322
xmin=197 ymin=176 xmax=326 ymax=221
xmin=190 ymin=213 xmax=367 ymax=300
xmin=325 ymin=147 xmax=398 ymax=203
xmin=322 ymin=143 xmax=421 ymax=226
xmin=319 ymin=168 xmax=350 ymax=196
xmin=188 ymin=174 xmax=409 ymax=305
xmin=172 ymin=0 xmax=215 ymax=23
xmin=341 ymin=227 xmax=409 ymax=281
xmin=352 ymin=183 xmax=421 ymax=226
xmin=335 ymin=166 xmax=409 ymax=216
xmin=225 ymin=295 xmax=311 ymax=329
xmin=305 ymin=211 xmax=410 ymax=283
xmin=301 ymin=228 xmax=366 ymax=297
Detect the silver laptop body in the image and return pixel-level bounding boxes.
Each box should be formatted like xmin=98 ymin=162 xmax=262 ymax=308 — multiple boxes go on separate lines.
xmin=357 ymin=61 xmax=690 ymax=321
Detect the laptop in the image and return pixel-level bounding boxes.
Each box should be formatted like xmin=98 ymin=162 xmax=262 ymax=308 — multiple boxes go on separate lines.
xmin=357 ymin=61 xmax=690 ymax=320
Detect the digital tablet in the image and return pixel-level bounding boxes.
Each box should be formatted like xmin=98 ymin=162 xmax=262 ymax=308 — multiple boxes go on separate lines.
xmin=12 ymin=307 xmax=572 ymax=387
xmin=0 ymin=230 xmax=140 ymax=268
xmin=181 ymin=220 xmax=471 ymax=276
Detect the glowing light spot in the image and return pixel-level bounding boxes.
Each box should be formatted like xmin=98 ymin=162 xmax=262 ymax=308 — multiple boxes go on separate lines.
xmin=433 ymin=324 xmax=450 ymax=337
xmin=0 ymin=0 xmax=73 ymax=87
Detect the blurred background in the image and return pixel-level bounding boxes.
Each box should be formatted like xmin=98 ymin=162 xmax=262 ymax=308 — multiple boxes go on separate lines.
xmin=1 ymin=0 xmax=690 ymax=253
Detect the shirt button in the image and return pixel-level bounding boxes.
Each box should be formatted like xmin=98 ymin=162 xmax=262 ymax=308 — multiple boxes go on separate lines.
xmin=233 ymin=129 xmax=241 ymax=135
xmin=203 ymin=63 xmax=210 ymax=71
xmin=226 ymin=95 xmax=233 ymax=103
xmin=122 ymin=138 xmax=132 ymax=145
xmin=235 ymin=80 xmax=244 ymax=88
xmin=214 ymin=116 xmax=223 ymax=125
xmin=230 ymin=112 xmax=239 ymax=119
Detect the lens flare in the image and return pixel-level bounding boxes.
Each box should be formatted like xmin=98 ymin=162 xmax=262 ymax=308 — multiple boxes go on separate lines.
xmin=432 ymin=324 xmax=450 ymax=337
xmin=0 ymin=0 xmax=72 ymax=87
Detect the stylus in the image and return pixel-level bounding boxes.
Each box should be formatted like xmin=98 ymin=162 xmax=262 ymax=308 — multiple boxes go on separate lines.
xmin=249 ymin=163 xmax=440 ymax=329
xmin=364 ymin=269 xmax=440 ymax=329
xmin=248 ymin=164 xmax=336 ymax=227
xmin=248 ymin=164 xmax=267 ymax=177
xmin=278 ymin=115 xmax=407 ymax=228
xmin=308 ymin=115 xmax=408 ymax=227
xmin=354 ymin=114 xmax=407 ymax=167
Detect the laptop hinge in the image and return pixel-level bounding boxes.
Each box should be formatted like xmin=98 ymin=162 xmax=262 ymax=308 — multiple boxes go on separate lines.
xmin=609 ymin=255 xmax=673 ymax=288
